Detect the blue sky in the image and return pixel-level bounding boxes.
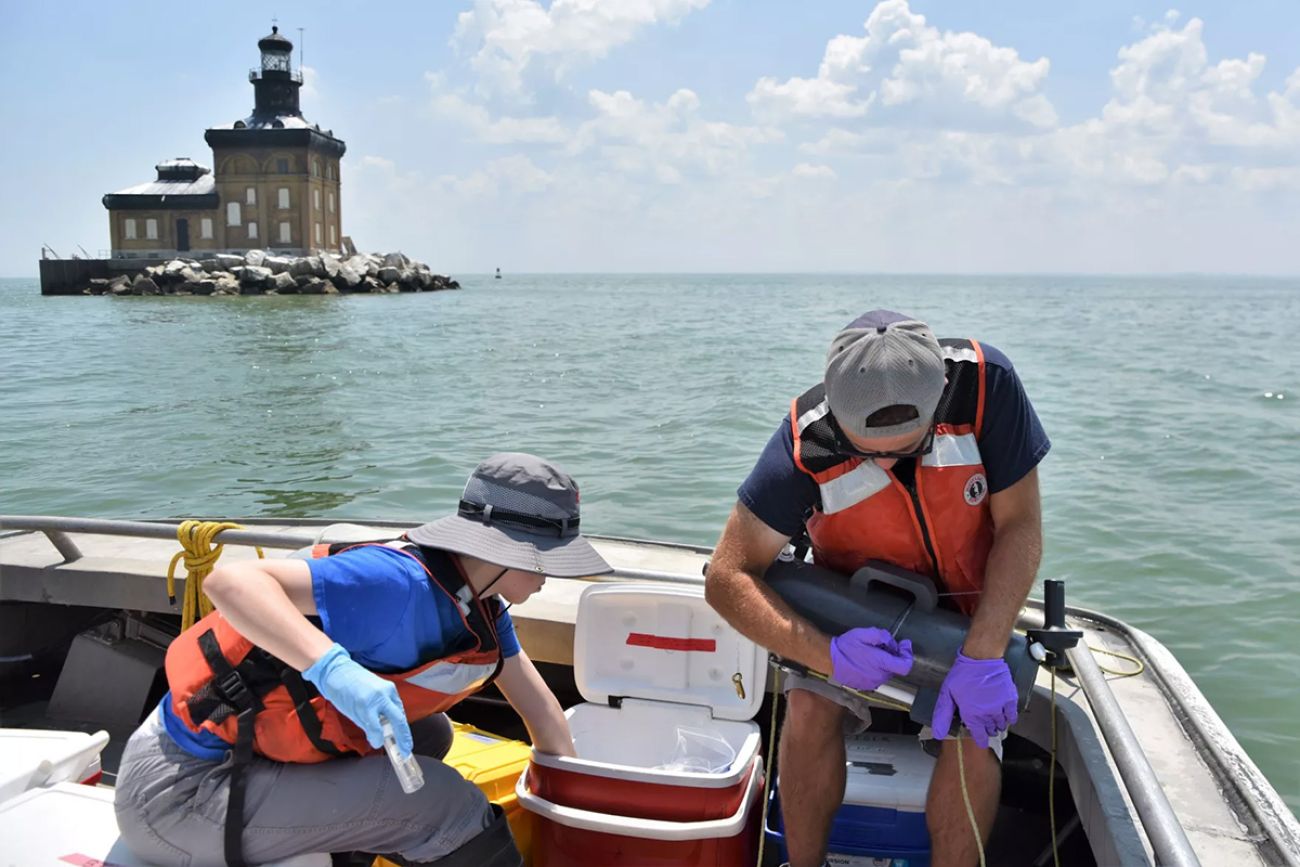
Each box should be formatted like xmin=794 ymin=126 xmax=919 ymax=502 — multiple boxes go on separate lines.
xmin=3 ymin=0 xmax=1299 ymax=275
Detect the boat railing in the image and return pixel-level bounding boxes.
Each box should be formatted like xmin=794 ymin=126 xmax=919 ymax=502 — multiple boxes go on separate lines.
xmin=0 ymin=514 xmax=1213 ymax=865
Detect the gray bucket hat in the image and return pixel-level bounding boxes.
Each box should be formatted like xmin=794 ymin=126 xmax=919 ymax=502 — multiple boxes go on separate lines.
xmin=406 ymin=453 xmax=613 ymax=578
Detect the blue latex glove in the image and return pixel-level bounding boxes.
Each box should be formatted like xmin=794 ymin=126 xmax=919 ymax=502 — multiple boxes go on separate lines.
xmin=931 ymin=651 xmax=1019 ymax=750
xmin=829 ymin=627 xmax=914 ymax=692
xmin=302 ymin=643 xmax=413 ymax=756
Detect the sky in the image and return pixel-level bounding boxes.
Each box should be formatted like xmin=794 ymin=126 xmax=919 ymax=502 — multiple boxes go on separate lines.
xmin=3 ymin=0 xmax=1300 ymax=275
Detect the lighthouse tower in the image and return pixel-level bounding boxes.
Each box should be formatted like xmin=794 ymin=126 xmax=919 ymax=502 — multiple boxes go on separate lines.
xmin=203 ymin=26 xmax=347 ymax=255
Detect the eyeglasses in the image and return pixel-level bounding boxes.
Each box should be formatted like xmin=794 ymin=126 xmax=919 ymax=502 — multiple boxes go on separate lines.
xmin=832 ymin=424 xmax=936 ymax=461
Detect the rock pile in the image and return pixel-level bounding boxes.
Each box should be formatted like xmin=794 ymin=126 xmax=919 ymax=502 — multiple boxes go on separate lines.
xmin=84 ymin=251 xmax=459 ymax=296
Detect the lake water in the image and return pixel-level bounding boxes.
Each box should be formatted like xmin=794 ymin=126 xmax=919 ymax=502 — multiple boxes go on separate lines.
xmin=2 ymin=273 xmax=1297 ymax=810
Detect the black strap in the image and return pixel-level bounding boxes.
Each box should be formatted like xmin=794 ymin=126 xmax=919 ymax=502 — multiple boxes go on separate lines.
xmin=457 ymin=499 xmax=578 ymax=537
xmin=196 ymin=630 xmax=258 ymax=867
xmin=277 ymin=661 xmax=346 ymax=758
xmin=226 ymin=708 xmax=255 ymax=867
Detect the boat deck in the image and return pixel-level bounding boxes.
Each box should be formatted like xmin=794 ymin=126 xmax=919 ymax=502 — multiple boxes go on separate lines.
xmin=2 ymin=520 xmax=1297 ymax=865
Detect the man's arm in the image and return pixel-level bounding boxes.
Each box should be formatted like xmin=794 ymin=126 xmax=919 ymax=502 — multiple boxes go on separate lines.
xmin=495 ymin=650 xmax=576 ymax=757
xmin=961 ymin=467 xmax=1043 ymax=659
xmin=204 ymin=558 xmax=333 ymax=671
xmin=705 ymin=502 xmax=834 ymax=674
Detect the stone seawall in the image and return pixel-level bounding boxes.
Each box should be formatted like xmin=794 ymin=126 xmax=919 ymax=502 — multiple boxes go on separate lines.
xmin=78 ymin=251 xmax=459 ymax=296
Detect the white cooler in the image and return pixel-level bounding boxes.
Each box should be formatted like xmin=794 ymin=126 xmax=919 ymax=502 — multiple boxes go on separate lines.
xmin=0 ymin=727 xmax=109 ymax=803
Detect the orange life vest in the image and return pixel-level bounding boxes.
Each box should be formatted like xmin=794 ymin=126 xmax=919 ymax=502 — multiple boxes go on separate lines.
xmin=790 ymin=338 xmax=993 ymax=615
xmin=164 ymin=541 xmax=505 ymax=764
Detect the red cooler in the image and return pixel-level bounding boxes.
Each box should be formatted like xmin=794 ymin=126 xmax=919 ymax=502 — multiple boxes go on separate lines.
xmin=518 ymin=583 xmax=769 ymax=865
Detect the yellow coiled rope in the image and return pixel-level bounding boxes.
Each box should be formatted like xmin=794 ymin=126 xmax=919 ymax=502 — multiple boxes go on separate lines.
xmin=166 ymin=520 xmax=264 ymax=630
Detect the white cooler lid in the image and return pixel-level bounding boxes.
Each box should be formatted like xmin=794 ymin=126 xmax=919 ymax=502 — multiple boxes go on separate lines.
xmin=574 ymin=583 xmax=767 ymax=721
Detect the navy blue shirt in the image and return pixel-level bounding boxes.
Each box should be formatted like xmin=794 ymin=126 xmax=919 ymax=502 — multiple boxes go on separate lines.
xmin=160 ymin=544 xmax=520 ymax=760
xmin=739 ymin=343 xmax=1050 ymax=537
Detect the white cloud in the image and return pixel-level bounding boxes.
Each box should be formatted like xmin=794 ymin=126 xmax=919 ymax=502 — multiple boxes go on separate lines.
xmin=436 ymin=155 xmax=555 ymax=198
xmin=792 ymin=163 xmax=837 ymax=180
xmin=748 ymin=0 xmax=1055 ymax=129
xmin=428 ymin=74 xmax=569 ymax=144
xmin=568 ymin=88 xmax=781 ymax=181
xmin=454 ymin=0 xmax=711 ymax=98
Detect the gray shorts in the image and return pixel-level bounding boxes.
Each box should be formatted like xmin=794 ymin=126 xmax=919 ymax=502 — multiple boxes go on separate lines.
xmin=113 ymin=708 xmax=495 ymax=866
xmin=782 ymin=671 xmax=1006 ymax=761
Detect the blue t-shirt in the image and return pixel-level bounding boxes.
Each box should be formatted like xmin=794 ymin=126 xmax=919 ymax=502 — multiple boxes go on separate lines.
xmin=738 ymin=342 xmax=1050 ymax=537
xmin=160 ymin=544 xmax=520 ymax=760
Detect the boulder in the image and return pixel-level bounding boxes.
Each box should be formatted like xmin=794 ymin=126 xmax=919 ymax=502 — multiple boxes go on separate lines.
xmin=236 ymin=265 xmax=273 ymax=286
xmin=264 ymin=256 xmax=293 ymax=274
xmin=320 ymin=254 xmax=341 ymax=280
xmin=382 ymin=252 xmax=410 ymax=269
xmin=132 ymin=275 xmax=160 ymax=295
xmin=213 ymin=254 xmax=245 ymax=271
xmin=244 ymin=249 xmax=267 ymax=268
xmin=378 ymin=266 xmax=401 ymax=284
xmin=272 ymin=272 xmax=297 ymax=293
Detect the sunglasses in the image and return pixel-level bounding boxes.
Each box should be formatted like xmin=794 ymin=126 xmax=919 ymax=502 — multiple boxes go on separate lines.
xmin=832 ymin=424 xmax=936 ymax=461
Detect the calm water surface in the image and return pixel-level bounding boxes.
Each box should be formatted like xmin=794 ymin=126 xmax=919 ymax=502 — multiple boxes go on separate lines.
xmin=1 ymin=274 xmax=1297 ymax=811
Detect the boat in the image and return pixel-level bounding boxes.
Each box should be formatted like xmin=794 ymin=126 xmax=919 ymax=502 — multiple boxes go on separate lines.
xmin=1 ymin=515 xmax=1297 ymax=866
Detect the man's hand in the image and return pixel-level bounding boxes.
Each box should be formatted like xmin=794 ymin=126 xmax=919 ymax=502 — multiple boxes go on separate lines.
xmin=829 ymin=627 xmax=914 ymax=692
xmin=931 ymin=651 xmax=1018 ymax=749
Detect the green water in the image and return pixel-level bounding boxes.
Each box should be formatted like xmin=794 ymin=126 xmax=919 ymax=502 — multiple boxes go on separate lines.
xmin=1 ymin=274 xmax=1297 ymax=811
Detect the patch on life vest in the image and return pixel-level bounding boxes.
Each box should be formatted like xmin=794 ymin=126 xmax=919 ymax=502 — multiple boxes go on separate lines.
xmin=964 ymin=473 xmax=988 ymax=506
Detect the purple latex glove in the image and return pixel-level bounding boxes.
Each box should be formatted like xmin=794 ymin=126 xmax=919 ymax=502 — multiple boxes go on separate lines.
xmin=931 ymin=651 xmax=1019 ymax=749
xmin=829 ymin=627 xmax=914 ymax=692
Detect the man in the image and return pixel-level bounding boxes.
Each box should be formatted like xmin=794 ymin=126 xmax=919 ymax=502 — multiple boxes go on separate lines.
xmin=114 ymin=453 xmax=611 ymax=867
xmin=705 ymin=311 xmax=1049 ymax=867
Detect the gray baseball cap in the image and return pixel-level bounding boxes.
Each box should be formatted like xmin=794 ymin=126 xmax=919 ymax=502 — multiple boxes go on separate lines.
xmin=406 ymin=453 xmax=613 ymax=578
xmin=824 ymin=310 xmax=945 ymax=439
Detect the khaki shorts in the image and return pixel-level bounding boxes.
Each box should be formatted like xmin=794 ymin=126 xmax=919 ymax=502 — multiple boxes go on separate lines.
xmin=782 ymin=670 xmax=1006 ymax=761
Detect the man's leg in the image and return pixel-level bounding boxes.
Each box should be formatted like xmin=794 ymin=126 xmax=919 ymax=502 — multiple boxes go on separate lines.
xmin=779 ymin=687 xmax=848 ymax=867
xmin=925 ymin=736 xmax=1000 ymax=867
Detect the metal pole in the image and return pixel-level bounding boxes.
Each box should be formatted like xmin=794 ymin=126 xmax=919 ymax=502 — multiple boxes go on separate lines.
xmin=0 ymin=516 xmax=317 ymax=551
xmin=43 ymin=530 xmax=84 ymax=562
xmin=1066 ymin=644 xmax=1202 ymax=866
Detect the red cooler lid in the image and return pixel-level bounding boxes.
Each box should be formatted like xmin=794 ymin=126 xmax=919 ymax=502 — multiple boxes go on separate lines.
xmin=574 ymin=583 xmax=767 ymax=721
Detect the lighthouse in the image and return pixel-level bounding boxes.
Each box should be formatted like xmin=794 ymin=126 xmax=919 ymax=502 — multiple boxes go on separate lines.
xmin=102 ymin=26 xmax=347 ymax=259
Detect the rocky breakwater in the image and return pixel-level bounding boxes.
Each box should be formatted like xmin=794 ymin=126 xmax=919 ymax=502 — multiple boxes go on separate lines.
xmin=84 ymin=251 xmax=460 ymax=297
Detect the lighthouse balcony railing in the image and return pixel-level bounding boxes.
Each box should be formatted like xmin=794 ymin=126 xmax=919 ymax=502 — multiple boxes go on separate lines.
xmin=249 ymin=68 xmax=304 ymax=83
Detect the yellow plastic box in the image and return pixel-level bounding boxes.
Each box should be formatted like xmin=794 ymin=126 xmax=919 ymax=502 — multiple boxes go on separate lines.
xmin=374 ymin=721 xmax=535 ymax=867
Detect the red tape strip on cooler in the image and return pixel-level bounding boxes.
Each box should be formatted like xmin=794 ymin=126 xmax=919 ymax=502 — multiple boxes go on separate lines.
xmin=625 ymin=633 xmax=717 ymax=652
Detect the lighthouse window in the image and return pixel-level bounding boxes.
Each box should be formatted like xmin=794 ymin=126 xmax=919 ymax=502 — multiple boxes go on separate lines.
xmin=314 ymin=223 xmax=322 ymax=244
xmin=279 ymin=222 xmax=292 ymax=243
xmin=201 ymin=218 xmax=214 ymax=240
xmin=278 ymin=188 xmax=290 ymax=209
xmin=246 ymin=187 xmax=256 ymax=205
xmin=146 ymin=219 xmax=158 ymax=240
xmin=227 ymin=202 xmax=242 ymax=226
xmin=124 ymin=219 xmax=137 ymax=240
xmin=248 ymin=221 xmax=259 ymax=240
xmin=312 ymin=159 xmax=321 ymax=177
xmin=328 ymin=192 xmax=335 ymax=213
xmin=313 ymin=189 xmax=321 ymax=210
xmin=329 ymin=225 xmax=336 ymax=246
xmin=277 ymin=158 xmax=290 ymax=174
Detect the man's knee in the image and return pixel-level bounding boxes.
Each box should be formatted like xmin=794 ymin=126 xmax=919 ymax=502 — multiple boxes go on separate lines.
xmin=784 ymin=688 xmax=846 ymax=738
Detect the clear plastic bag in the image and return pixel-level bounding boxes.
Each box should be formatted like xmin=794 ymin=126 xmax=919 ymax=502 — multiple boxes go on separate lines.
xmin=655 ymin=726 xmax=736 ymax=773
